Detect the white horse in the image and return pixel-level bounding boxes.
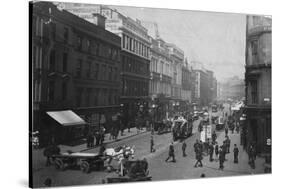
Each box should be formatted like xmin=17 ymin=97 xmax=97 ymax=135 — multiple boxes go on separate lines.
xmin=104 ymin=145 xmax=135 ymax=173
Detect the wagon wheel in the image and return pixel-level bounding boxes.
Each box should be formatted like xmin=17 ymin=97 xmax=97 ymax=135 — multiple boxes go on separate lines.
xmin=54 ymin=159 xmax=65 ymax=171
xmin=80 ymin=161 xmax=90 ymax=173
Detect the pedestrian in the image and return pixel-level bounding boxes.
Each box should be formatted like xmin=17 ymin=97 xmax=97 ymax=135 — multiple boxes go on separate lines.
xmin=165 ymin=142 xmax=176 ymax=162
xmin=248 ymin=144 xmax=256 ymax=169
xmin=150 ymin=136 xmax=155 ymax=153
xmin=212 ymin=131 xmax=217 ymax=144
xmin=233 ymin=144 xmax=239 ymax=163
xmin=194 ymin=139 xmax=200 ymax=153
xmin=219 ymin=147 xmax=224 ymax=170
xmin=182 ymin=140 xmax=187 ymax=157
xmin=43 ymin=143 xmax=52 ymax=167
xmin=221 ymin=141 xmax=227 ymax=161
xmin=209 ymin=143 xmax=214 ymax=162
xmin=215 ymin=143 xmax=219 ymax=161
xmin=44 ymin=178 xmax=52 ymax=187
xmin=225 ymin=127 xmax=228 ymax=137
xmin=99 ymin=144 xmax=106 ymax=155
xmin=86 ymin=132 xmax=91 ymax=148
xmin=225 ymin=136 xmax=231 ymax=154
xmin=194 ymin=147 xmax=203 ymax=167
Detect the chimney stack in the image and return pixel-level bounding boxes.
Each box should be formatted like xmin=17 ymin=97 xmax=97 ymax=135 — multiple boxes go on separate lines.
xmin=92 ymin=13 xmax=106 ymax=29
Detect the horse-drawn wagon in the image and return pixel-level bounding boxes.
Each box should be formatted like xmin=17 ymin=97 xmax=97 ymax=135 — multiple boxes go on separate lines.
xmin=105 ymin=159 xmax=152 ymax=183
xmin=52 ymin=152 xmax=104 ymax=173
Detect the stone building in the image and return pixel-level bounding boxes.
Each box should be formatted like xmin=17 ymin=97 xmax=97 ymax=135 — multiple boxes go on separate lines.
xmin=32 ymin=2 xmax=121 ymax=145
xmin=64 ymin=4 xmax=151 ymax=121
xmin=244 ymin=15 xmax=271 ymax=154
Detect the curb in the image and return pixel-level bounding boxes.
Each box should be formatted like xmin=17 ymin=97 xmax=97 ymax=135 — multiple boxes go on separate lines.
xmin=80 ymin=130 xmax=149 ymax=152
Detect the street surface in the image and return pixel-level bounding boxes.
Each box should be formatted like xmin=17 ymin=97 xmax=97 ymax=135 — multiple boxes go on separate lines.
xmin=32 ymin=105 xmax=266 ymax=188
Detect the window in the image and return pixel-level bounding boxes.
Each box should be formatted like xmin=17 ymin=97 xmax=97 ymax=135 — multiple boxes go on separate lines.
xmin=76 ymin=59 xmax=82 ymax=78
xmin=62 ymin=53 xmax=68 ymax=72
xmin=86 ymin=88 xmax=92 ymax=106
xmin=48 ymin=80 xmax=55 ymax=101
xmin=75 ymin=88 xmax=83 ymax=107
xmin=62 ymin=82 xmax=67 ymax=100
xmin=63 ymin=27 xmax=69 ymax=44
xmin=122 ymin=34 xmax=126 ymax=49
xmin=96 ymin=43 xmax=100 ymax=56
xmin=251 ymin=40 xmax=258 ymax=55
xmin=94 ymin=63 xmax=99 ymax=80
xmin=86 ymin=61 xmax=91 ymax=78
xmin=130 ymin=38 xmax=134 ymax=51
xmin=87 ymin=40 xmax=91 ymax=52
xmin=49 ymin=50 xmax=56 ymax=71
xmin=77 ymin=36 xmax=82 ymax=51
xmin=102 ymin=65 xmax=106 ymax=80
xmin=250 ymin=80 xmax=258 ymax=104
xmin=114 ymin=68 xmax=117 ymax=80
xmin=34 ymin=80 xmax=41 ymax=102
xmin=51 ymin=23 xmax=56 ymax=39
xmin=93 ymin=89 xmax=98 ymax=106
xmin=109 ymin=67 xmax=112 ymax=81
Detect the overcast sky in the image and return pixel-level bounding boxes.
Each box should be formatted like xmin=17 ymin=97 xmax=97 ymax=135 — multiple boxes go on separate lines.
xmin=109 ymin=5 xmax=246 ymax=82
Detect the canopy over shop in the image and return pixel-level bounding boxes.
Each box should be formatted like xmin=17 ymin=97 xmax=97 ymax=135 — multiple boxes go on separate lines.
xmin=46 ymin=110 xmax=87 ymax=144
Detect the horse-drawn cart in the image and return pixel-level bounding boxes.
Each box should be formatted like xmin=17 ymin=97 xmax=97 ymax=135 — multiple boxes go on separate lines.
xmin=105 ymin=159 xmax=152 ymax=183
xmin=52 ymin=152 xmax=105 ymax=173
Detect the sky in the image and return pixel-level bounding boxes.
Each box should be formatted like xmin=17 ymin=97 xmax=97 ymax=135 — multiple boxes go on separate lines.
xmin=109 ymin=5 xmax=246 ymax=82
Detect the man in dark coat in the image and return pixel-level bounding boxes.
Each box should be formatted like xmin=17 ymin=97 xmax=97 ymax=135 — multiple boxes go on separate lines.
xmin=150 ymin=135 xmax=155 ymax=153
xmin=165 ymin=142 xmax=176 ymax=162
xmin=212 ymin=131 xmax=217 ymax=144
xmin=194 ymin=139 xmax=200 ymax=151
xmin=233 ymin=144 xmax=239 ymax=163
xmin=194 ymin=147 xmax=203 ymax=167
xmin=215 ymin=143 xmax=219 ymax=161
xmin=221 ymin=141 xmax=227 ymax=161
xmin=226 ymin=136 xmax=231 ymax=153
xmin=209 ymin=143 xmax=214 ymax=162
xmin=182 ymin=140 xmax=187 ymax=157
xmin=218 ymin=147 xmax=224 ymax=170
xmin=225 ymin=127 xmax=228 ymax=137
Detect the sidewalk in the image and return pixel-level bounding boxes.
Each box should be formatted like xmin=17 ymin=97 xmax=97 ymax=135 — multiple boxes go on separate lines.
xmin=32 ymin=127 xmax=148 ymax=172
xmin=202 ymin=130 xmax=265 ymax=175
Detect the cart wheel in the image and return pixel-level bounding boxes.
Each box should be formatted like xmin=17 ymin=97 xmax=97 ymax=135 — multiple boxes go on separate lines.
xmin=54 ymin=159 xmax=65 ymax=171
xmin=80 ymin=161 xmax=90 ymax=173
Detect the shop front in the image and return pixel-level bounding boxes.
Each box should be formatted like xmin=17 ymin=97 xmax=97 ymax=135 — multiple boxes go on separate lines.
xmin=46 ymin=110 xmax=86 ymax=144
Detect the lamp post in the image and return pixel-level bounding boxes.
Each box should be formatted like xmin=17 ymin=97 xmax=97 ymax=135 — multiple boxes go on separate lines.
xmin=152 ymin=104 xmax=157 ymax=135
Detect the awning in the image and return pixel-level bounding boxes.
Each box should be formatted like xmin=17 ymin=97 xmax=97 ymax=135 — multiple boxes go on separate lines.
xmin=47 ymin=110 xmax=86 ymax=126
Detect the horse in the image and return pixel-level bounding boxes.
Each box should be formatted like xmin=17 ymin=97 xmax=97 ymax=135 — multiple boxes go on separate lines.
xmin=104 ymin=145 xmax=135 ymax=172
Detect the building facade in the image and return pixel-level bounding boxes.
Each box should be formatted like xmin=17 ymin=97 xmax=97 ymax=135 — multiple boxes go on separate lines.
xmin=148 ymin=37 xmax=173 ymax=119
xmin=32 ymin=2 xmax=121 ymax=145
xmin=244 ymin=15 xmax=271 ymax=154
xmin=64 ymin=4 xmax=151 ymax=121
xmin=167 ymin=43 xmax=184 ymax=112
